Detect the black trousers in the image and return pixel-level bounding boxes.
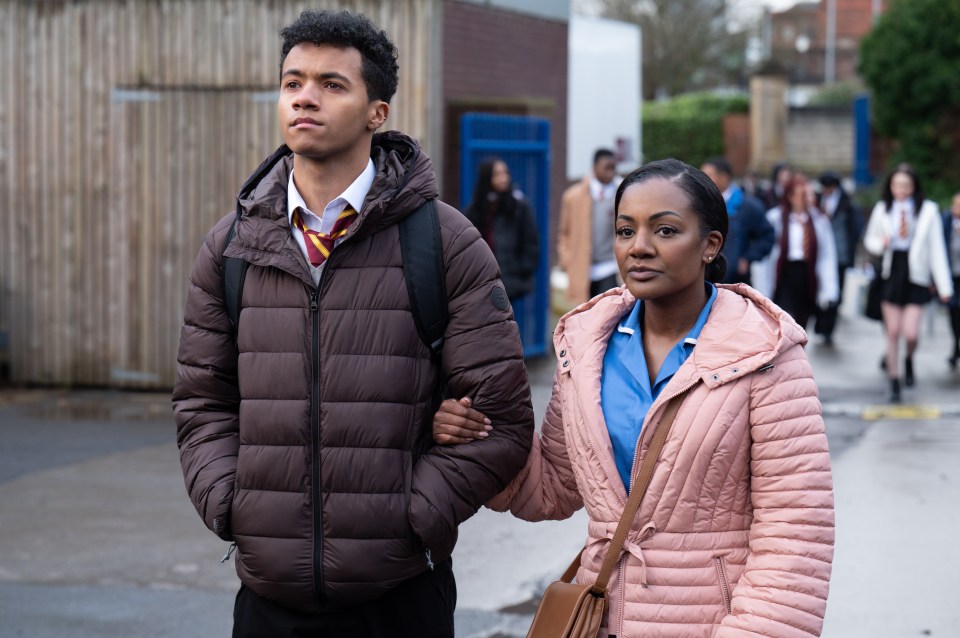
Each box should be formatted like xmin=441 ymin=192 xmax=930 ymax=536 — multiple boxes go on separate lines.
xmin=232 ymin=559 xmax=456 ymax=638
xmin=814 ymin=264 xmax=848 ymax=338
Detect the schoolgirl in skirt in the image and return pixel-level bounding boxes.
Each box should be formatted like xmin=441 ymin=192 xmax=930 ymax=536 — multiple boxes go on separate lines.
xmin=757 ymin=174 xmax=839 ymax=329
xmin=863 ymin=166 xmax=954 ymax=402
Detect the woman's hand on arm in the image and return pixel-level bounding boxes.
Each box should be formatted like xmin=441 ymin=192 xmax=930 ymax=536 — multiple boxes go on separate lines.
xmin=433 ymin=397 xmax=492 ymax=445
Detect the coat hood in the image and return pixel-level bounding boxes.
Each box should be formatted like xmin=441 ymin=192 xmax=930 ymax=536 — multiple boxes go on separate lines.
xmin=554 ymin=283 xmax=808 ymax=388
xmin=237 ymin=130 xmax=437 ymax=227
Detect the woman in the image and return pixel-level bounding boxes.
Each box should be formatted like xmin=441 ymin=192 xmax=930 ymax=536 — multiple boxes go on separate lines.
xmin=863 ymin=166 xmax=953 ymax=401
xmin=434 ymin=159 xmax=835 ymax=637
xmin=944 ymin=192 xmax=960 ymax=370
xmin=465 ymin=158 xmax=540 ymax=300
xmin=759 ymin=174 xmax=840 ymax=330
xmin=815 ymin=171 xmax=864 ymax=346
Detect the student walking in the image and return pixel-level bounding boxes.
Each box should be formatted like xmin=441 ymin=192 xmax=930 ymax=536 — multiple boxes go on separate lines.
xmin=700 ymin=157 xmax=774 ymax=286
xmin=759 ymin=174 xmax=840 ymax=330
xmin=864 ymin=166 xmax=953 ymax=401
xmin=814 ymin=171 xmax=864 ymax=345
xmin=433 ymin=159 xmax=835 ymax=638
xmin=558 ymin=149 xmax=622 ymax=304
xmin=464 ymin=158 xmax=540 ymax=301
xmin=172 ymin=11 xmax=534 ymax=637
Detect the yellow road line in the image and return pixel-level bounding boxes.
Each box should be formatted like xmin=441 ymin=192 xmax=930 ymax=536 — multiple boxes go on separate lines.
xmin=861 ymin=405 xmax=942 ymax=421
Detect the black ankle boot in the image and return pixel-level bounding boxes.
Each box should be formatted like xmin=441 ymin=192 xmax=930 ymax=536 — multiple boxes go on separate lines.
xmin=950 ymin=347 xmax=960 ymax=371
xmin=889 ymin=378 xmax=902 ymax=403
xmin=904 ymin=357 xmax=915 ymax=387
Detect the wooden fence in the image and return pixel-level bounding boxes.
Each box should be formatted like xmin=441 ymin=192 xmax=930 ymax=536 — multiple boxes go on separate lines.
xmin=0 ymin=0 xmax=440 ymax=387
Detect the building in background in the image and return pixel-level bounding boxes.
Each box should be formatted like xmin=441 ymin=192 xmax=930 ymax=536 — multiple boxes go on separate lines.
xmin=748 ymin=0 xmax=889 ymax=179
xmin=440 ymin=0 xmax=568 ymax=223
xmin=768 ymin=1 xmax=822 ymax=85
xmin=441 ymin=0 xmax=569 ymax=358
xmin=813 ymin=0 xmax=888 ymax=83
xmin=766 ymin=0 xmax=887 ymax=88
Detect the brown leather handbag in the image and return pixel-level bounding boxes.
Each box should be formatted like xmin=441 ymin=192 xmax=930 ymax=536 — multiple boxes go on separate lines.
xmin=525 ymin=389 xmax=690 ymax=638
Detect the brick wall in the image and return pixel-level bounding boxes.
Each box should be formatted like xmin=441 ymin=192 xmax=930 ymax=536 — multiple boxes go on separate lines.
xmin=441 ymin=0 xmax=568 ymax=260
xmin=814 ymin=0 xmax=888 ymax=83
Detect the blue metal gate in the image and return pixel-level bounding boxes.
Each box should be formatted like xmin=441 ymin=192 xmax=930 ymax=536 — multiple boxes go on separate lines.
xmin=460 ymin=113 xmax=551 ymax=357
xmin=854 ymin=94 xmax=872 ymax=187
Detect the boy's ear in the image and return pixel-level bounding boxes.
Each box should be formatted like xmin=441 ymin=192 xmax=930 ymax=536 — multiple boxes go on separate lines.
xmin=368 ymin=101 xmax=389 ymax=131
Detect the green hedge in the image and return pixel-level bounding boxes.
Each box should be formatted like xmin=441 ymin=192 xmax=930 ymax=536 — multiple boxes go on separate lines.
xmin=642 ymin=93 xmax=748 ymax=168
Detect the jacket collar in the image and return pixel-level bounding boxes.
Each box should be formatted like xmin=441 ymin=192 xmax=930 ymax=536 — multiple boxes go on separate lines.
xmin=554 ymin=283 xmax=807 ymax=388
xmin=223 ymin=132 xmax=439 ymax=286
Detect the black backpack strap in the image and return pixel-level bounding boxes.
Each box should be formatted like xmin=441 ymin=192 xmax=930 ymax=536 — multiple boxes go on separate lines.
xmin=399 ymin=199 xmax=447 ymax=359
xmin=222 ymin=217 xmax=249 ymax=339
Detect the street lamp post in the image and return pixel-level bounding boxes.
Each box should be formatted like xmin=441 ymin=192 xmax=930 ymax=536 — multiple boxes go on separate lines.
xmin=825 ymin=0 xmax=836 ymax=84
xmin=795 ymin=33 xmax=810 ymax=84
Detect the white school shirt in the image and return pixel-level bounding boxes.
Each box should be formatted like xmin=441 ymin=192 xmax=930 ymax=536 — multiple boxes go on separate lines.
xmin=287 ymin=159 xmax=375 ymax=285
xmin=888 ymin=199 xmax=915 ymax=251
xmin=786 ymin=211 xmax=810 ymax=261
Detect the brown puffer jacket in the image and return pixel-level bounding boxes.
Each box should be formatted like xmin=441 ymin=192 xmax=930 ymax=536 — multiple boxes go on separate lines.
xmin=173 ymin=131 xmax=534 ymax=612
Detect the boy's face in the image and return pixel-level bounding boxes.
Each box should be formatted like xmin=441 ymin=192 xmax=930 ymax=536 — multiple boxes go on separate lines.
xmin=594 ymin=157 xmax=617 ymax=185
xmin=278 ymin=43 xmax=387 ymax=161
xmin=700 ymin=164 xmax=730 ymax=193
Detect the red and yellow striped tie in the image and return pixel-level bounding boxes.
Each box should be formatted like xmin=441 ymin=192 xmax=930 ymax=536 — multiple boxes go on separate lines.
xmin=292 ymin=205 xmax=358 ymax=267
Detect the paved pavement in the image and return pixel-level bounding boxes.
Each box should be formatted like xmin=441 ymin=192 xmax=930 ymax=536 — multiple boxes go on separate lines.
xmin=1 ymin=304 xmax=958 ymax=637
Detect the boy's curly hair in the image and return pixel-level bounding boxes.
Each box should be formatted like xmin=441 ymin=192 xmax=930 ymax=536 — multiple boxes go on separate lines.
xmin=280 ymin=10 xmax=399 ymax=104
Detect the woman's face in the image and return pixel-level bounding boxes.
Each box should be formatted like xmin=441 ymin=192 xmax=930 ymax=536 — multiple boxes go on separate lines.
xmin=951 ymin=194 xmax=960 ymax=218
xmin=787 ymin=177 xmax=808 ymax=211
xmin=890 ymin=172 xmax=915 ymax=202
xmin=490 ymin=161 xmax=511 ymax=193
xmin=777 ymin=167 xmax=794 ymax=189
xmin=614 ymin=179 xmax=722 ymax=301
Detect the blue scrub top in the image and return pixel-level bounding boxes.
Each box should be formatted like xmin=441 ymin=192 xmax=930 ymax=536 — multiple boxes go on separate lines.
xmin=600 ymin=283 xmax=717 ymax=492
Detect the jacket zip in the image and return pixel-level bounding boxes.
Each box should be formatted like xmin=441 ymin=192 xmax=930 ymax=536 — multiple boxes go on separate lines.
xmin=310 ymin=288 xmax=323 ymax=603
xmin=715 ymin=556 xmax=732 ymax=614
xmin=308 ymin=239 xmax=349 ymax=604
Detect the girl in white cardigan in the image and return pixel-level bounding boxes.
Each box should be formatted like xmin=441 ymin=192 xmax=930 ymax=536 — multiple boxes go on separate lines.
xmin=863 ymin=166 xmax=954 ymax=402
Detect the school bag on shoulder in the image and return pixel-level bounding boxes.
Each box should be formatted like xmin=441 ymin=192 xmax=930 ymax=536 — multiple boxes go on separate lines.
xmin=220 ymin=198 xmax=448 ymax=360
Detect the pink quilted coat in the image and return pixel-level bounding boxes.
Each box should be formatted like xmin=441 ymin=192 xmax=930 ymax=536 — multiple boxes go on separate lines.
xmin=490 ymin=284 xmax=834 ymax=637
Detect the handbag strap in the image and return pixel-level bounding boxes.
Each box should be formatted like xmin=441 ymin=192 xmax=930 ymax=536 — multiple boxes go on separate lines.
xmin=576 ymin=386 xmax=693 ymax=594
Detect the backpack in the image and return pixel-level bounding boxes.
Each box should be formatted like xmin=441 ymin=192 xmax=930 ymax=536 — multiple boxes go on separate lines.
xmin=221 ymin=199 xmax=448 ymax=360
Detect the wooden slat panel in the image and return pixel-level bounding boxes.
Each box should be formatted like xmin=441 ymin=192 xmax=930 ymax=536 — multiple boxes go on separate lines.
xmin=0 ymin=2 xmax=15 ymax=378
xmin=1 ymin=0 xmax=439 ymax=388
